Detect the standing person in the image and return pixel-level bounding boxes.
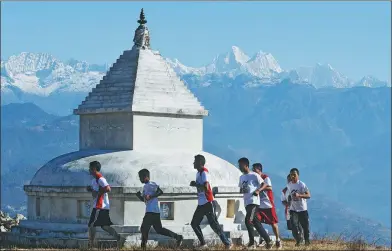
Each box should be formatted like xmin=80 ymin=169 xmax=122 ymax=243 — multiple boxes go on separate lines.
xmin=238 ymin=158 xmax=273 ymax=250
xmin=190 ymin=154 xmax=232 ymax=250
xmin=252 ymin=163 xmax=282 ymax=249
xmin=86 ymin=161 xmax=123 ymax=249
xmin=287 ymin=168 xmax=311 ymax=246
xmin=136 ymin=169 xmax=184 ymax=251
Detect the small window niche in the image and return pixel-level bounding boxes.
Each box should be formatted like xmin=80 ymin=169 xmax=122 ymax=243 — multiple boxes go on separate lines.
xmin=226 ymin=199 xmax=235 ymax=218
xmin=160 ymin=202 xmax=174 ymax=220
xmin=77 ymin=200 xmax=91 ymax=219
xmin=36 ymin=197 xmax=41 ymax=217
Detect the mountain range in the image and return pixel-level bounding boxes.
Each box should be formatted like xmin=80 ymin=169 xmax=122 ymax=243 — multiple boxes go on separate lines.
xmin=1 ymin=47 xmax=390 ymax=104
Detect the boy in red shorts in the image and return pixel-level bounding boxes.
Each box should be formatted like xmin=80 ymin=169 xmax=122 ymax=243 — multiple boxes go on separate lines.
xmin=252 ymin=163 xmax=282 ymax=249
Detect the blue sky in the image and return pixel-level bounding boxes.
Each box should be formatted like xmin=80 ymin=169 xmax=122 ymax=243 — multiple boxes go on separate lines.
xmin=1 ymin=1 xmax=390 ymax=81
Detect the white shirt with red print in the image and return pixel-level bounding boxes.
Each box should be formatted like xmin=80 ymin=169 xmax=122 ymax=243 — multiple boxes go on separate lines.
xmin=196 ymin=168 xmax=214 ymax=206
xmin=258 ymin=174 xmax=275 ymax=209
xmin=91 ymin=173 xmax=110 ymax=210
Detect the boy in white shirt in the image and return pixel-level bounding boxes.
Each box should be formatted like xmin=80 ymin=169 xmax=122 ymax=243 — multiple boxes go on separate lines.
xmin=252 ymin=163 xmax=282 ymax=249
xmin=287 ymin=168 xmax=311 ymax=247
xmin=86 ymin=161 xmax=123 ymax=249
xmin=136 ymin=169 xmax=183 ymax=251
xmin=238 ymin=158 xmax=273 ymax=250
xmin=190 ymin=154 xmax=232 ymax=250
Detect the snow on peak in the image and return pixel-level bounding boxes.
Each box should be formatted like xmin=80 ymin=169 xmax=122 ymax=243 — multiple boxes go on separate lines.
xmin=5 ymin=52 xmax=62 ymax=77
xmin=356 ymin=75 xmax=390 ymax=87
xmin=205 ymin=46 xmax=250 ymax=74
xmin=165 ymin=58 xmax=205 ymax=75
xmin=231 ymin=46 xmax=250 ymax=64
xmin=245 ymin=50 xmax=282 ymax=76
xmin=294 ymin=63 xmax=352 ymax=88
xmin=1 ymin=52 xmax=105 ymax=96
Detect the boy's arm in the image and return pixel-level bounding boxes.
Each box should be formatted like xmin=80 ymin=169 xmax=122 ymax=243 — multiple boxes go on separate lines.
xmin=97 ymin=178 xmax=111 ymax=195
xmin=151 ymin=187 xmax=164 ymax=198
xmin=253 ymin=175 xmax=266 ymax=195
xmin=136 ymin=191 xmax=145 ymax=202
xmin=297 ymin=184 xmax=311 ymax=199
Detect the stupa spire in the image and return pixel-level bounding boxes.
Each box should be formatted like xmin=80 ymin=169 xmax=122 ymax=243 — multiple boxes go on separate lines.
xmin=137 ymin=8 xmax=147 ymax=25
xmin=133 ymin=8 xmax=150 ymax=49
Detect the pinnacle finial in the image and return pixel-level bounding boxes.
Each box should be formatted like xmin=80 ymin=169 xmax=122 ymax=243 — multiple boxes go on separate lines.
xmin=137 ymin=8 xmax=147 ymax=25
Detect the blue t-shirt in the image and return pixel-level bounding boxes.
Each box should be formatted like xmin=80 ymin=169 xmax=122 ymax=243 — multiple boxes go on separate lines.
xmin=142 ymin=181 xmax=160 ymax=213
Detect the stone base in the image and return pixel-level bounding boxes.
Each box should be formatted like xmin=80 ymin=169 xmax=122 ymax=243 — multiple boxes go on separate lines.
xmin=1 ymin=220 xmax=276 ymax=249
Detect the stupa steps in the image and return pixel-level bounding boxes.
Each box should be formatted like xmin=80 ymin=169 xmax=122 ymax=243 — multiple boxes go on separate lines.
xmin=83 ymin=92 xmax=198 ymax=102
xmin=77 ymin=103 xmax=132 ymax=109
xmin=102 ymin=75 xmax=136 ymax=82
xmin=9 ymin=226 xmax=251 ymax=242
xmin=89 ymin=87 xmax=193 ymax=97
xmin=79 ymin=101 xmax=201 ymax=110
xmin=11 ymin=222 xmax=244 ymax=237
xmin=85 ymin=94 xmax=133 ymax=101
xmin=93 ymin=84 xmax=193 ymax=95
xmin=3 ymin=232 xmax=267 ymax=249
xmin=83 ymin=98 xmax=199 ymax=106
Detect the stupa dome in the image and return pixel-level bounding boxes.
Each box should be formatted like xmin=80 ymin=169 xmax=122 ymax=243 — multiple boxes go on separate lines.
xmin=30 ymin=150 xmax=241 ymax=188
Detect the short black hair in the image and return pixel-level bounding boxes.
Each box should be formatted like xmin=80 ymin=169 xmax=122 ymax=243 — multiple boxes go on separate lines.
xmin=89 ymin=161 xmax=101 ymax=171
xmin=290 ymin=168 xmax=299 ymax=175
xmin=287 ymin=174 xmax=291 ymax=179
xmin=194 ymin=154 xmax=206 ymax=166
xmin=138 ymin=169 xmax=150 ymax=178
xmin=252 ymin=163 xmax=263 ymax=172
xmin=238 ymin=157 xmax=249 ymax=166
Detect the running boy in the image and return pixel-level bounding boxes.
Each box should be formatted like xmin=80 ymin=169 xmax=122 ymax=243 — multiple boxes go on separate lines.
xmin=136 ymin=169 xmax=183 ymax=250
xmin=287 ymin=168 xmax=311 ymax=246
xmin=282 ymin=174 xmax=303 ymax=242
xmin=252 ymin=163 xmax=282 ymax=249
xmin=86 ymin=161 xmax=123 ymax=249
xmin=238 ymin=158 xmax=273 ymax=250
xmin=190 ymin=154 xmax=232 ymax=250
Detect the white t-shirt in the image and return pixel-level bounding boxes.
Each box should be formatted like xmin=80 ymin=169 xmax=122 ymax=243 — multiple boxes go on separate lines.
xmin=287 ymin=180 xmax=309 ymax=212
xmin=91 ymin=174 xmax=110 ymax=210
xmin=281 ymin=186 xmax=290 ymax=220
xmin=142 ymin=181 xmax=160 ymax=213
xmin=259 ymin=175 xmax=273 ymax=209
xmin=239 ymin=171 xmax=264 ymax=207
xmin=196 ymin=168 xmax=214 ymax=206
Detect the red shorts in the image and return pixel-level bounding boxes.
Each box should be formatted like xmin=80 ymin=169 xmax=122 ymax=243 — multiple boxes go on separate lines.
xmin=256 ymin=207 xmax=279 ymax=225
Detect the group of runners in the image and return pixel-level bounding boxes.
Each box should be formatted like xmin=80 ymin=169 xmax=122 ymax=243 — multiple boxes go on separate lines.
xmin=86 ymin=154 xmax=311 ymax=250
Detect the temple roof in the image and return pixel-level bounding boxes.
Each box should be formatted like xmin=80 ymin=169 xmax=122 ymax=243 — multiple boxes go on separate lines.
xmin=74 ymin=9 xmax=208 ymax=117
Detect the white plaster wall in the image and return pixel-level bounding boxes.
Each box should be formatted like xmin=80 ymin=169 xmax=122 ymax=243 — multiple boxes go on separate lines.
xmin=27 ymin=195 xmax=124 ymax=224
xmin=79 ymin=113 xmax=133 ymax=150
xmin=132 ymin=114 xmax=203 ymax=151
xmin=123 ymin=198 xmax=245 ymax=226
xmin=124 ymin=201 xmax=146 ymax=226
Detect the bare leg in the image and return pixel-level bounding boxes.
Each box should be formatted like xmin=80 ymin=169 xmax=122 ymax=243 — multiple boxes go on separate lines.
xmin=272 ymin=223 xmax=280 ymax=240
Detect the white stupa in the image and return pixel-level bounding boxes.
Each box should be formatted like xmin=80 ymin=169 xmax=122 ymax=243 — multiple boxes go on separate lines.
xmin=5 ymin=9 xmax=257 ymax=248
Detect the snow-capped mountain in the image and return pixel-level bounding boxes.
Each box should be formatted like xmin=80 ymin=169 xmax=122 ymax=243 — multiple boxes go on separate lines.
xmin=1 ymin=52 xmax=106 ymax=96
xmin=165 ymin=46 xmax=283 ymax=79
xmin=295 ymin=63 xmax=353 ymax=88
xmin=356 ymin=75 xmax=390 ymax=88
xmin=1 ymin=47 xmax=390 ymax=99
